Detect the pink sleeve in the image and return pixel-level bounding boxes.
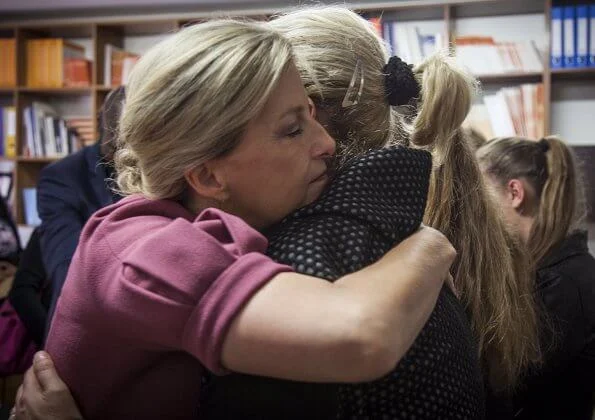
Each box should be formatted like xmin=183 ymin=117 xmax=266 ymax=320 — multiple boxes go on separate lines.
xmin=107 ymin=209 xmax=292 ymax=374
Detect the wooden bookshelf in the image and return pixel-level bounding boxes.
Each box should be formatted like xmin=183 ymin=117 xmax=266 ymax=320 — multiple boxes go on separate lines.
xmin=95 ymin=85 xmax=115 ymax=92
xmin=0 ymin=0 xmax=593 ymax=225
xmin=551 ymin=68 xmax=595 ymax=80
xmin=18 ymin=87 xmax=92 ymax=95
xmin=478 ymin=72 xmax=543 ymax=84
xmin=17 ymin=157 xmax=60 ymax=163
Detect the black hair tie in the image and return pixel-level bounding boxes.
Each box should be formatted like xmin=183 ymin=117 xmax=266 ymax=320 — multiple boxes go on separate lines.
xmin=538 ymin=138 xmax=550 ymax=153
xmin=383 ymin=56 xmax=421 ymax=106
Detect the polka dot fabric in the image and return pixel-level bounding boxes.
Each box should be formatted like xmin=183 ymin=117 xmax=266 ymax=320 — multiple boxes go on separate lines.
xmin=266 ymin=146 xmax=431 ymax=279
xmin=265 ymin=146 xmax=485 ymax=420
xmin=201 ymin=146 xmax=485 ymax=420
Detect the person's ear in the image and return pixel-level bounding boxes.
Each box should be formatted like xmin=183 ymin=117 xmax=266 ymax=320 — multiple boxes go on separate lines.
xmin=506 ymin=179 xmax=526 ymax=211
xmin=307 ymin=97 xmax=317 ymax=118
xmin=184 ymin=162 xmax=229 ymax=202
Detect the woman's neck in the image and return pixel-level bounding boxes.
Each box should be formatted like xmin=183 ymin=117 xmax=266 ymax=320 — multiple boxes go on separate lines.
xmin=183 ymin=192 xmax=219 ymax=217
xmin=518 ymin=214 xmax=534 ymax=245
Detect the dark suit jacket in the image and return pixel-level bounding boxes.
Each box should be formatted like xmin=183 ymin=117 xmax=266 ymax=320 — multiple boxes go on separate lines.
xmin=37 ymin=142 xmax=116 ymax=329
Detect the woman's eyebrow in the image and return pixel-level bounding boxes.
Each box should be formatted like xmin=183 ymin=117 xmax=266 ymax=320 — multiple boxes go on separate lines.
xmin=277 ymin=105 xmax=305 ymax=121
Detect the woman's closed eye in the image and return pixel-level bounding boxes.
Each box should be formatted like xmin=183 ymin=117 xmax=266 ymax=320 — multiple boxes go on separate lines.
xmin=287 ymin=126 xmax=304 ymax=138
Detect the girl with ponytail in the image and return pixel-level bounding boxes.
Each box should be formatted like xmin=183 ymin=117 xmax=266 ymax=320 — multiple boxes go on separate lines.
xmin=275 ymin=2 xmax=541 ymax=406
xmin=477 ymin=135 xmax=595 ymax=420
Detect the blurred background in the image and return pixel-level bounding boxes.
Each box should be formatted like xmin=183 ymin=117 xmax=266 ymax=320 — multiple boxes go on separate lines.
xmin=0 ymin=0 xmax=593 ymax=247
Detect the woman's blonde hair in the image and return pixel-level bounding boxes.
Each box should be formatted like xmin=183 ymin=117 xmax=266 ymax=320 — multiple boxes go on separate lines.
xmin=477 ymin=135 xmax=587 ymax=265
xmin=115 ymin=19 xmax=294 ymax=200
xmin=271 ymin=5 xmax=541 ymax=392
xmin=268 ymin=7 xmax=400 ymax=162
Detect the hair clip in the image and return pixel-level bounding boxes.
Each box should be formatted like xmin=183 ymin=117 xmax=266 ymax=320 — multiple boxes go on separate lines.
xmin=342 ymin=58 xmax=365 ymax=108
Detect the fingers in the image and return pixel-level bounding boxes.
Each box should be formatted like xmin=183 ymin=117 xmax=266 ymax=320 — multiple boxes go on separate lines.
xmin=32 ymin=351 xmax=63 ymax=393
xmin=15 ymin=383 xmax=25 ymax=413
xmin=23 ymin=360 xmax=42 ymax=395
xmin=13 ymin=382 xmax=27 ymax=420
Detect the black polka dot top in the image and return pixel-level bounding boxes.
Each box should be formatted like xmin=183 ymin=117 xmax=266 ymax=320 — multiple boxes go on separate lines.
xmin=201 ymin=146 xmax=485 ymax=420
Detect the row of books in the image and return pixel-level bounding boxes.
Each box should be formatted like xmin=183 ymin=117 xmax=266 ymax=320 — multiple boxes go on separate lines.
xmin=551 ymin=5 xmax=595 ymax=68
xmin=22 ymin=102 xmax=85 ymax=157
xmin=26 ymin=39 xmax=91 ymax=88
xmin=0 ymin=107 xmax=17 ymax=158
xmin=455 ymin=37 xmax=544 ymax=75
xmin=464 ymin=83 xmax=545 ymax=140
xmin=104 ymin=44 xmax=139 ymax=86
xmin=374 ymin=20 xmax=444 ymax=65
xmin=0 ymin=39 xmax=16 ymax=87
xmin=366 ymin=18 xmax=544 ymax=75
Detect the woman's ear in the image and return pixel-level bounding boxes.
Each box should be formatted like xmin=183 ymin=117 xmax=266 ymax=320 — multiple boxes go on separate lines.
xmin=307 ymin=97 xmax=317 ymax=118
xmin=184 ymin=163 xmax=229 ymax=202
xmin=506 ymin=179 xmax=526 ymax=211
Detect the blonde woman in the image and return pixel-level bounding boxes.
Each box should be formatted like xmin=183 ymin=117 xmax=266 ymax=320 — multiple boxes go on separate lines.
xmin=477 ymin=136 xmax=595 ymax=420
xmin=16 ymin=19 xmax=457 ymax=420
xmin=202 ymin=6 xmax=542 ymax=419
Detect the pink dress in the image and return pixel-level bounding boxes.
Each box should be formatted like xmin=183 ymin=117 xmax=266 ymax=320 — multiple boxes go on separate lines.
xmin=45 ymin=195 xmax=292 ymax=419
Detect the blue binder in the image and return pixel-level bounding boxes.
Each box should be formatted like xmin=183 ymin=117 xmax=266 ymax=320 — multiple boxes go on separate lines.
xmin=590 ymin=5 xmax=595 ymax=66
xmin=563 ymin=6 xmax=577 ymax=68
xmin=551 ymin=7 xmax=564 ymax=68
xmin=576 ymin=5 xmax=589 ymax=67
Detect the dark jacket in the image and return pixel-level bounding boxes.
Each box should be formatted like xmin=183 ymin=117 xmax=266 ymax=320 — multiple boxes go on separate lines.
xmin=9 ymin=228 xmax=51 ymax=347
xmin=514 ymin=230 xmax=595 ymax=420
xmin=202 ymin=147 xmax=485 ymax=419
xmin=37 ymin=142 xmax=117 ymax=328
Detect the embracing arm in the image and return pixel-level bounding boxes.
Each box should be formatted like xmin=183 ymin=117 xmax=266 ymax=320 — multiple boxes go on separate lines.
xmin=222 ymin=225 xmax=455 ymax=383
xmin=14 ymin=226 xmax=452 ymax=420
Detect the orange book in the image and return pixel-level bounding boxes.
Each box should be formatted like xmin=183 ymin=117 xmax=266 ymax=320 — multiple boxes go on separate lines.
xmin=26 ymin=40 xmax=36 ymax=87
xmin=0 ymin=39 xmax=16 ymax=87
xmin=104 ymin=44 xmax=139 ymax=86
xmin=367 ymin=17 xmax=383 ymax=39
xmin=40 ymin=39 xmax=49 ymax=87
xmin=27 ymin=39 xmax=87 ymax=87
xmin=56 ymin=39 xmax=86 ymax=87
xmin=47 ymin=39 xmax=58 ymax=87
xmin=0 ymin=40 xmax=6 ymax=86
xmin=8 ymin=39 xmax=16 ymax=87
xmin=455 ymin=36 xmax=495 ymax=45
xmin=64 ymin=58 xmax=91 ymax=87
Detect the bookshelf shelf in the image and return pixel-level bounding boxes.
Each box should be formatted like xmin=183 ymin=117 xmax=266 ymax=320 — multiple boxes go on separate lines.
xmin=0 ymin=88 xmax=14 ymax=94
xmin=17 ymin=156 xmax=60 ymax=163
xmin=17 ymin=87 xmax=92 ymax=95
xmin=551 ymin=68 xmax=595 ymax=81
xmin=95 ymin=85 xmax=116 ymax=92
xmin=478 ymin=72 xmax=544 ymax=84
